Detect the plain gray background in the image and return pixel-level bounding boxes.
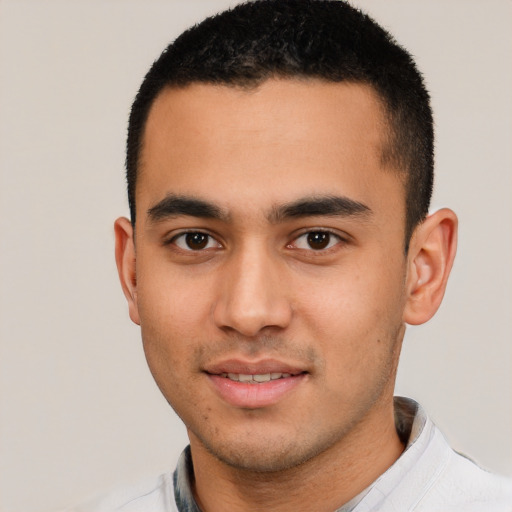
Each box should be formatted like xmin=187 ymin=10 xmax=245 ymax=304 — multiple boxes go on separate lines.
xmin=0 ymin=1 xmax=511 ymax=511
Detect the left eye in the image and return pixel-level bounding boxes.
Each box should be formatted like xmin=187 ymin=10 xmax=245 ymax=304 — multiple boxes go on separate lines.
xmin=291 ymin=231 xmax=342 ymax=251
xmin=172 ymin=232 xmax=220 ymax=251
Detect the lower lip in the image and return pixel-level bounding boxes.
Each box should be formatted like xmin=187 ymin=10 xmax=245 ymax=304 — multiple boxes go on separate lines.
xmin=208 ymin=374 xmax=306 ymax=408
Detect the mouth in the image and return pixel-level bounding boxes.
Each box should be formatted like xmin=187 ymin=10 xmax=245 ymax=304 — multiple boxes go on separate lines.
xmin=216 ymin=372 xmax=299 ymax=383
xmin=204 ymin=359 xmax=308 ymax=408
xmin=204 ymin=358 xmax=307 ymax=376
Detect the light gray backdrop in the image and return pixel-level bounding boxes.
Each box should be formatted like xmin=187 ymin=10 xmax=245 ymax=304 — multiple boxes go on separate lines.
xmin=0 ymin=1 xmax=511 ymax=511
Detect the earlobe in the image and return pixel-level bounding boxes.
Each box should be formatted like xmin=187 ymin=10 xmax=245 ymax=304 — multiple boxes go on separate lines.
xmin=114 ymin=217 xmax=141 ymax=325
xmin=403 ymin=208 xmax=458 ymax=325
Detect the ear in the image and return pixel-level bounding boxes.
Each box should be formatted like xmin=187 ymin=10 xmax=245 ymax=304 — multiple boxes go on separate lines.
xmin=403 ymin=208 xmax=458 ymax=325
xmin=114 ymin=217 xmax=140 ymax=325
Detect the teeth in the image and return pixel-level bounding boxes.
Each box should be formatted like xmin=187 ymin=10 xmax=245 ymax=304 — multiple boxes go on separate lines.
xmin=220 ymin=373 xmax=293 ymax=383
xmin=253 ymin=374 xmax=271 ymax=382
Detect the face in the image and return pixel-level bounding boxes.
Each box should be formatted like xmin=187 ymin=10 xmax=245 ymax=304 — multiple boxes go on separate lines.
xmin=123 ymin=79 xmax=412 ymax=472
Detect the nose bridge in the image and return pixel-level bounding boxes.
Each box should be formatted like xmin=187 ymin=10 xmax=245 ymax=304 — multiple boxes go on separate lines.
xmin=213 ymin=238 xmax=292 ymax=336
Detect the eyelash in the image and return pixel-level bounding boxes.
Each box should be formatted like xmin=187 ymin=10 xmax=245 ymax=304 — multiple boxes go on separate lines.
xmin=165 ymin=229 xmax=347 ymax=253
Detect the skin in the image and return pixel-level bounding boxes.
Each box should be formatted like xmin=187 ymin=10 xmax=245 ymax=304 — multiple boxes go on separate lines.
xmin=115 ymin=79 xmax=457 ymax=511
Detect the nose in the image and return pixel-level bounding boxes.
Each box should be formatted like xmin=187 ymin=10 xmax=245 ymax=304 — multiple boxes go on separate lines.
xmin=212 ymin=243 xmax=293 ymax=337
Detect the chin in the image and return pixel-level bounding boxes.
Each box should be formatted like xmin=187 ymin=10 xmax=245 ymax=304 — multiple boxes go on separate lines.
xmin=193 ymin=425 xmax=339 ymax=474
xmin=209 ymin=445 xmax=312 ymax=473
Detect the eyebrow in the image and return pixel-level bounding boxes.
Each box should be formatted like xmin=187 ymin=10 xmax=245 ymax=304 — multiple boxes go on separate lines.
xmin=269 ymin=195 xmax=372 ymax=223
xmin=147 ymin=194 xmax=229 ymax=222
xmin=147 ymin=193 xmax=371 ymax=224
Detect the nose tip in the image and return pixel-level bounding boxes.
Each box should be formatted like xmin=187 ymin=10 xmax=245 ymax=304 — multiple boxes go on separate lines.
xmin=214 ymin=296 xmax=292 ymax=338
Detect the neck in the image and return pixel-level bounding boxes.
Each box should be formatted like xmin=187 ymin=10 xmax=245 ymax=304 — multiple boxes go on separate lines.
xmin=189 ymin=401 xmax=404 ymax=512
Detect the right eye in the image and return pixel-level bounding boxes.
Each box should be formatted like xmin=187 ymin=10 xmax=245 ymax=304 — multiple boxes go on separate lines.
xmin=171 ymin=232 xmax=221 ymax=251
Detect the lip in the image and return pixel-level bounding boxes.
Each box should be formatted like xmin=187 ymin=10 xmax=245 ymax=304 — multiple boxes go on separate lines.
xmin=205 ymin=358 xmax=305 ymax=376
xmin=205 ymin=358 xmax=308 ymax=409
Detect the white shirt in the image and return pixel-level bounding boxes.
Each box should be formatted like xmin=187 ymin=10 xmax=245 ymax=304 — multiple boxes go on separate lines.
xmin=71 ymin=398 xmax=512 ymax=511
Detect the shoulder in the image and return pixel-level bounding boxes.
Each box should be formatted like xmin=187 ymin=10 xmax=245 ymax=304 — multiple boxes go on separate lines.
xmin=66 ymin=472 xmax=177 ymax=512
xmin=384 ymin=399 xmax=512 ymax=511
xmin=415 ymin=448 xmax=512 ymax=511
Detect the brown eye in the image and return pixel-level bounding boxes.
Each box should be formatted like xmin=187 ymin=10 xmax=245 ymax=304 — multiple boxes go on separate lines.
xmin=185 ymin=233 xmax=208 ymax=250
xmin=172 ymin=232 xmax=220 ymax=251
xmin=307 ymin=232 xmax=331 ymax=250
xmin=289 ymin=230 xmax=342 ymax=251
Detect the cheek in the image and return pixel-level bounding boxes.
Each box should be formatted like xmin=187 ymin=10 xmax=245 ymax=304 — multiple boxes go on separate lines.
xmin=137 ymin=287 xmax=208 ymax=420
xmin=296 ymin=263 xmax=405 ymax=365
xmin=298 ymin=268 xmax=393 ymax=328
xmin=135 ymin=269 xmax=211 ymax=385
xmin=137 ymin=261 xmax=212 ymax=334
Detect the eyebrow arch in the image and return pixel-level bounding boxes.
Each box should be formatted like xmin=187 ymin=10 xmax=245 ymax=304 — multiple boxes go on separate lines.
xmin=269 ymin=195 xmax=372 ymax=223
xmin=147 ymin=194 xmax=229 ymax=222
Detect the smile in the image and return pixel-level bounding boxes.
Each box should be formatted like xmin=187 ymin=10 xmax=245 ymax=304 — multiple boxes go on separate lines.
xmin=207 ymin=369 xmax=307 ymax=408
xmin=219 ymin=372 xmax=293 ymax=383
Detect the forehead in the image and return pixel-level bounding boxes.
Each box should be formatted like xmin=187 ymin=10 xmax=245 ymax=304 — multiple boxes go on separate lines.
xmin=138 ymin=79 xmax=403 ymax=221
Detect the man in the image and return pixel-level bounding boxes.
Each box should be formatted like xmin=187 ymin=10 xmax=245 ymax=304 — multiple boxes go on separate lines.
xmin=82 ymin=0 xmax=512 ymax=510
